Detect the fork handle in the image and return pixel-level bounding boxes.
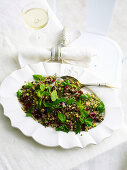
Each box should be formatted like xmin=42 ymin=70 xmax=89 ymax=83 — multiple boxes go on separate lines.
xmin=81 ymin=83 xmax=118 ymax=88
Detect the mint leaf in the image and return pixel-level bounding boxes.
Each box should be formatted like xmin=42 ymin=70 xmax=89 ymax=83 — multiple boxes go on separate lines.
xmin=56 ymin=125 xmax=69 ymax=133
xmin=42 ymin=91 xmax=49 ymax=96
xmin=33 ymin=75 xmax=44 ymax=81
xmin=66 ymin=99 xmax=75 ymax=105
xmin=61 ymin=80 xmax=72 ymax=87
xmin=80 ymin=108 xmax=87 ymax=118
xmin=85 ymin=117 xmax=93 ymax=126
xmin=40 ymin=84 xmax=45 ymax=91
xmin=51 ymin=90 xmax=58 ymax=101
xmin=76 ymin=99 xmax=82 ymax=107
xmin=53 ymin=98 xmax=66 ymax=105
xmin=37 ymin=90 xmax=43 ymax=98
xmin=79 ymin=94 xmax=90 ymax=99
xmin=58 ymin=112 xmax=66 ymax=123
xmin=76 ymin=122 xmax=81 ymax=134
xmin=26 ymin=82 xmax=33 ymax=88
xmin=26 ymin=113 xmax=32 ymax=117
xmin=46 ymin=86 xmax=51 ymax=92
xmin=38 ymin=98 xmax=42 ymax=108
xmin=17 ymin=90 xmax=21 ymax=98
xmin=97 ymin=101 xmax=105 ymax=113
xmin=44 ymin=102 xmax=52 ymax=107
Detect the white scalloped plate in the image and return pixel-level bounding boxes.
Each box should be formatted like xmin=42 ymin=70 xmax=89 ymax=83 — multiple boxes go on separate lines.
xmin=0 ymin=62 xmax=124 ymax=149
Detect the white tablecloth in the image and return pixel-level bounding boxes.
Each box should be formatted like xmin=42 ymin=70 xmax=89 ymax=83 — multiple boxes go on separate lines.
xmin=0 ymin=0 xmax=127 ymax=170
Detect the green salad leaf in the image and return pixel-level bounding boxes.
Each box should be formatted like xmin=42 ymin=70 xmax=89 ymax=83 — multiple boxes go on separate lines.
xmin=40 ymin=84 xmax=45 ymax=91
xmin=66 ymin=99 xmax=75 ymax=105
xmin=26 ymin=113 xmax=32 ymax=117
xmin=97 ymin=101 xmax=105 ymax=113
xmin=17 ymin=90 xmax=21 ymax=98
xmin=37 ymin=90 xmax=43 ymax=98
xmin=58 ymin=112 xmax=66 ymax=123
xmin=51 ymin=90 xmax=58 ymax=101
xmin=79 ymin=94 xmax=90 ymax=100
xmin=53 ymin=98 xmax=66 ymax=105
xmin=25 ymin=82 xmax=33 ymax=88
xmin=85 ymin=117 xmax=93 ymax=126
xmin=76 ymin=122 xmax=81 ymax=134
xmin=44 ymin=102 xmax=53 ymax=107
xmin=33 ymin=75 xmax=44 ymax=81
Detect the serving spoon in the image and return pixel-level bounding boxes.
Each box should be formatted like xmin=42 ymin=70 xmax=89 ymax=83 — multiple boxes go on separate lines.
xmin=61 ymin=75 xmax=119 ymax=89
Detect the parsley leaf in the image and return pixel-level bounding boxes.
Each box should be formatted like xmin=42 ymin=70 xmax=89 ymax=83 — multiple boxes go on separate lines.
xmin=51 ymin=90 xmax=58 ymax=101
xmin=17 ymin=90 xmax=21 ymax=98
xmin=33 ymin=75 xmax=44 ymax=81
xmin=58 ymin=112 xmax=66 ymax=123
xmin=97 ymin=101 xmax=105 ymax=113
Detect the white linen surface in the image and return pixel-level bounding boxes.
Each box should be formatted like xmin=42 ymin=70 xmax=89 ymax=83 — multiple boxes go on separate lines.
xmin=0 ymin=0 xmax=127 ymax=170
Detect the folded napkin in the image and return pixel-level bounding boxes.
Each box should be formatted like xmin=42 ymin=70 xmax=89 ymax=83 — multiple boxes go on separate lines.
xmin=18 ymin=46 xmax=97 ymax=68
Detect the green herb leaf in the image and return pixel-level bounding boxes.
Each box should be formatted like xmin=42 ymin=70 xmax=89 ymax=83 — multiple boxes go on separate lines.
xmin=61 ymin=79 xmax=72 ymax=87
xmin=76 ymin=99 xmax=82 ymax=107
xmin=66 ymin=99 xmax=75 ymax=105
xmin=44 ymin=102 xmax=53 ymax=107
xmin=26 ymin=82 xmax=33 ymax=88
xmin=97 ymin=101 xmax=105 ymax=113
xmin=51 ymin=90 xmax=58 ymax=101
xmin=17 ymin=90 xmax=21 ymax=98
xmin=53 ymin=98 xmax=66 ymax=105
xmin=79 ymin=94 xmax=90 ymax=100
xmin=33 ymin=75 xmax=44 ymax=81
xmin=38 ymin=98 xmax=42 ymax=108
xmin=37 ymin=90 xmax=43 ymax=98
xmin=46 ymin=86 xmax=51 ymax=92
xmin=80 ymin=108 xmax=87 ymax=118
xmin=40 ymin=84 xmax=45 ymax=91
xmin=85 ymin=117 xmax=93 ymax=126
xmin=42 ymin=91 xmax=49 ymax=96
xmin=26 ymin=113 xmax=32 ymax=117
xmin=56 ymin=125 xmax=69 ymax=133
xmin=76 ymin=122 xmax=81 ymax=134
xmin=58 ymin=112 xmax=66 ymax=123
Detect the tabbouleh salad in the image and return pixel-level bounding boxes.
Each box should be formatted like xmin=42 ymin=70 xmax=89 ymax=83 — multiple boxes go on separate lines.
xmin=17 ymin=74 xmax=105 ymax=134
